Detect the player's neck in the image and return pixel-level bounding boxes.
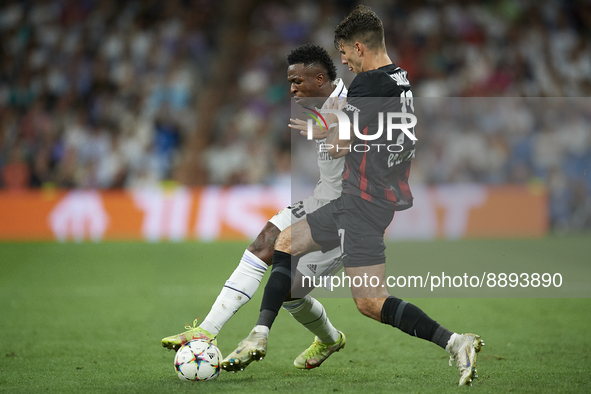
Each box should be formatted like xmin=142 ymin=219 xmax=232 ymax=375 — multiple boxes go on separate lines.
xmin=361 ymin=51 xmax=392 ymax=72
xmin=319 ymin=80 xmax=337 ymax=98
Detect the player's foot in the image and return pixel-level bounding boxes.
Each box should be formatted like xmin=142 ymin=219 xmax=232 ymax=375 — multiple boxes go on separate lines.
xmin=161 ymin=319 xmax=217 ymax=351
xmin=447 ymin=333 xmax=484 ymax=386
xmin=221 ymin=327 xmax=268 ymax=372
xmin=294 ymin=331 xmax=346 ymax=369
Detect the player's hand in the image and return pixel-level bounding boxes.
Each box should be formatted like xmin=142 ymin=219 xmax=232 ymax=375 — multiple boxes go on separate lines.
xmin=324 ymin=96 xmax=346 ymax=110
xmin=289 ymin=118 xmax=328 ymax=139
xmin=289 ymin=97 xmax=347 ymax=140
xmin=320 ymin=96 xmax=346 ymax=126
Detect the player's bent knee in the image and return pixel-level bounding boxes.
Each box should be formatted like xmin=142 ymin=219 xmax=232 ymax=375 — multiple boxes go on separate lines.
xmin=353 ymin=298 xmax=383 ymax=321
xmin=288 ymin=218 xmax=320 ymax=256
xmin=355 ymin=303 xmax=375 ymax=319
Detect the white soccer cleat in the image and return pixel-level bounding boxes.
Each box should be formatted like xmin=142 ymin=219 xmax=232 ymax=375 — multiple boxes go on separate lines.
xmin=447 ymin=333 xmax=484 ymax=386
xmin=221 ymin=327 xmax=268 ymax=372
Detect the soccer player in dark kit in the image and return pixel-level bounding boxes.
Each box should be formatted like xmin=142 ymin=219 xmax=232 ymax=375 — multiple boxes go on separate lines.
xmin=223 ymin=5 xmax=484 ymax=386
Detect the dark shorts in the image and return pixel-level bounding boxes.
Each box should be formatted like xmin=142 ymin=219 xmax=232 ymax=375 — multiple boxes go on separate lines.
xmin=306 ymin=193 xmax=395 ymax=268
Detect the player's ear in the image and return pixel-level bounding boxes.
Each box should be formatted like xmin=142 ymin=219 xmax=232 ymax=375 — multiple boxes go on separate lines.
xmin=355 ymin=42 xmax=363 ymax=57
xmin=315 ymin=73 xmax=325 ymax=87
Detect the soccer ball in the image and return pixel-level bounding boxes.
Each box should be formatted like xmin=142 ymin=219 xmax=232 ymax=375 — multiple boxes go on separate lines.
xmin=174 ymin=340 xmax=222 ymax=381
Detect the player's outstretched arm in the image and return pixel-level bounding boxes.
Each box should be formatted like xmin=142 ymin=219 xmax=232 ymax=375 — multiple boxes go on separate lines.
xmin=289 ymin=118 xmax=328 ymax=139
xmin=290 ymin=96 xmax=347 ymax=140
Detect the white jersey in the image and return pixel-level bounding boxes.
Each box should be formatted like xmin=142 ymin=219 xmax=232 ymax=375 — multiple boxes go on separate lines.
xmin=306 ymin=78 xmax=348 ymax=213
xmin=268 ymin=78 xmax=348 ymax=286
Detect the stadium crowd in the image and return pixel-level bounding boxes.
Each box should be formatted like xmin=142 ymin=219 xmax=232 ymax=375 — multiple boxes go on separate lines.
xmin=0 ymin=0 xmax=590 ymax=230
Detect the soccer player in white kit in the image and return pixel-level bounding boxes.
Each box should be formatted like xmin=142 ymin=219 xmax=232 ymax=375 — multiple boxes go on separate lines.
xmin=162 ymin=44 xmax=347 ymax=371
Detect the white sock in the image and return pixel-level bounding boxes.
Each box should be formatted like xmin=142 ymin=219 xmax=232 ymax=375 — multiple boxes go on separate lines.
xmin=445 ymin=333 xmax=461 ymax=354
xmin=252 ymin=325 xmax=270 ymax=336
xmin=200 ymin=250 xmax=268 ymax=335
xmin=283 ymin=296 xmax=339 ymax=343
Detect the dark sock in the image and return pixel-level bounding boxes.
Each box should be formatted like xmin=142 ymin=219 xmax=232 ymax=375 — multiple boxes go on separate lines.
xmin=380 ymin=296 xmax=453 ymax=349
xmin=255 ymin=251 xmax=299 ymax=329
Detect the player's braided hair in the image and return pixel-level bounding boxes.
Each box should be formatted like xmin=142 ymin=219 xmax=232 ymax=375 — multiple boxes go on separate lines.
xmin=287 ymin=44 xmax=337 ymax=81
xmin=334 ymin=5 xmax=385 ymax=51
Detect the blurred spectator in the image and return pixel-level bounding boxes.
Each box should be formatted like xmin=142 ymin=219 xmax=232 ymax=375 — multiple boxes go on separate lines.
xmin=0 ymin=0 xmax=590 ymax=231
xmin=1 ymin=145 xmax=30 ymax=190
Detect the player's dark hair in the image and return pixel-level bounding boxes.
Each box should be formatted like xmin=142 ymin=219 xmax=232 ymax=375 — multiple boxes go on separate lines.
xmin=287 ymin=44 xmax=337 ymax=81
xmin=334 ymin=5 xmax=385 ymax=51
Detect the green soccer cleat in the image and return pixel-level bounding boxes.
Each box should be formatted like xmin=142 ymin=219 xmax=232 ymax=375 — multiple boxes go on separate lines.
xmin=294 ymin=331 xmax=346 ymax=369
xmin=448 ymin=333 xmax=484 ymax=386
xmin=221 ymin=328 xmax=268 ymax=372
xmin=161 ymin=319 xmax=217 ymax=351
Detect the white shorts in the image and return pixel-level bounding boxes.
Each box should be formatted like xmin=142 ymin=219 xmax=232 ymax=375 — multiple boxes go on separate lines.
xmin=269 ymin=197 xmax=342 ymax=281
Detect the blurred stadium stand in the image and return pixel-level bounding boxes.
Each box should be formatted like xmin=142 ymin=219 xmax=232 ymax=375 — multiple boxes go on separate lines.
xmin=0 ymin=0 xmax=590 ymax=232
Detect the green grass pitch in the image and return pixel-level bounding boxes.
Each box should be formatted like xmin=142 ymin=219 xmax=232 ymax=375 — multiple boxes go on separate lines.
xmin=1 ymin=237 xmax=590 ymax=393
